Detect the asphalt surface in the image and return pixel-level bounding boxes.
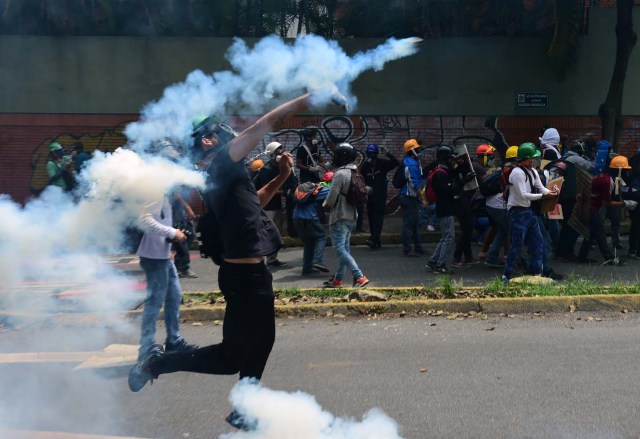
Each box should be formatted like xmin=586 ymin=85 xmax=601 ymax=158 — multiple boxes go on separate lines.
xmin=2 ymin=313 xmax=640 ymax=438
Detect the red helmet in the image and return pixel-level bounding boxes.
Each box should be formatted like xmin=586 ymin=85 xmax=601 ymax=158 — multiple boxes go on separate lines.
xmin=322 ymin=171 xmax=334 ymax=182
xmin=476 ymin=144 xmax=496 ymax=155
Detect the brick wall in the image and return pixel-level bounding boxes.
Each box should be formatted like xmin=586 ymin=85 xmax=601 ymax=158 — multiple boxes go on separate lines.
xmin=1 ymin=113 xmax=639 ymax=205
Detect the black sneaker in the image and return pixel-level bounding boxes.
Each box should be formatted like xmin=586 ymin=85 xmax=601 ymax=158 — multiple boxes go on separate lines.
xmin=312 ymin=262 xmax=330 ymax=273
xmin=425 ymin=261 xmax=437 ymax=270
xmin=603 ymin=259 xmax=626 ymax=267
xmin=178 ymin=269 xmax=198 ymax=278
xmin=165 ymin=338 xmax=198 ymax=354
xmin=432 ymin=266 xmax=451 ymax=275
xmin=128 ymin=344 xmax=164 ymax=392
xmin=225 ymin=410 xmax=257 ymax=431
xmin=267 ymin=259 xmax=287 ymax=267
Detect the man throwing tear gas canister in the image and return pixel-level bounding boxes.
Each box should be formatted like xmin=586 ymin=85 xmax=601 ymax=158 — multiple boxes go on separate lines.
xmin=127 ymin=91 xmax=348 ymax=432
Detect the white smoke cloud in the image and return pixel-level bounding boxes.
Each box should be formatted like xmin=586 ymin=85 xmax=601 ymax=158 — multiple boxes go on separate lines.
xmin=222 ymin=380 xmax=405 ymax=439
xmin=124 ymin=35 xmax=421 ymax=151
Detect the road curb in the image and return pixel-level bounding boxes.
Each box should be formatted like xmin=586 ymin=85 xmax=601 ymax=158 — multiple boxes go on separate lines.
xmin=2 ymin=294 xmax=638 ymax=326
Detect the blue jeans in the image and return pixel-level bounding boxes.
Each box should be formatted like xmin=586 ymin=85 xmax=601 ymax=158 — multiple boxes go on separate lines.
xmin=503 ymin=208 xmax=543 ymax=279
xmin=428 ymin=216 xmax=455 ymax=268
xmin=400 ymin=195 xmax=422 ymax=254
xmin=329 ymin=219 xmax=363 ymax=281
xmin=533 ymin=215 xmax=552 ymax=275
xmin=485 ymin=206 xmax=508 ymax=265
xmin=139 ymin=257 xmax=183 ymax=357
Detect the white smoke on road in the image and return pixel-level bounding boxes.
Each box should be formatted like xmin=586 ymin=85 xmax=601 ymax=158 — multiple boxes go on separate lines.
xmin=222 ymin=380 xmax=405 ymax=439
xmin=124 ymin=35 xmax=421 ymax=151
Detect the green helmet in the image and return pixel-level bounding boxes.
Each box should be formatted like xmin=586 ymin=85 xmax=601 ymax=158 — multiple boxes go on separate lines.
xmin=49 ymin=141 xmax=63 ymax=152
xmin=517 ymin=142 xmax=541 ymax=160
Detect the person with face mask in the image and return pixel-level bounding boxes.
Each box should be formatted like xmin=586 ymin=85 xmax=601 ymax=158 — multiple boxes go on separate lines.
xmin=253 ymin=141 xmax=298 ymax=267
xmin=127 ymin=92 xmax=348 ymax=432
xmin=46 ymin=141 xmax=74 ymax=191
xmin=296 ymin=127 xmax=326 ymax=183
xmin=358 ymin=143 xmax=399 ymax=249
xmin=501 ymin=142 xmax=558 ymax=283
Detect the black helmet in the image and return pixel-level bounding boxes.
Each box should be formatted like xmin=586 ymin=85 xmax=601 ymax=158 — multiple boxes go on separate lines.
xmin=191 ymin=115 xmax=238 ymax=145
xmin=571 ymin=140 xmax=588 ymax=157
xmin=436 ymin=145 xmax=454 ymax=162
xmin=332 ymin=143 xmax=357 ymax=167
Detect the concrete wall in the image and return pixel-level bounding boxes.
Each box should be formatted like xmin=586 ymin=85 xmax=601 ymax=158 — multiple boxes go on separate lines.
xmin=0 ymin=9 xmax=638 ymax=116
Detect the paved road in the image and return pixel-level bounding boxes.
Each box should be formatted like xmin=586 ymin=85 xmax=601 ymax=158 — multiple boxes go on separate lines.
xmin=2 ymin=312 xmax=640 ymax=438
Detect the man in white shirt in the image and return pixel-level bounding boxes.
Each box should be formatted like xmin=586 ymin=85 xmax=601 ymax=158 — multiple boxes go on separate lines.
xmin=136 ymin=195 xmax=197 ymax=360
xmin=502 ymin=142 xmax=558 ymax=283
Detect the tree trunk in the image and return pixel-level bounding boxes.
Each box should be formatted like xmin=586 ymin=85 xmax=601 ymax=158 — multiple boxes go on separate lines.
xmin=598 ymin=0 xmax=637 ymax=150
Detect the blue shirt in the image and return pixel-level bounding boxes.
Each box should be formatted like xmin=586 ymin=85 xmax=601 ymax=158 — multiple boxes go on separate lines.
xmin=400 ymin=156 xmax=424 ymax=197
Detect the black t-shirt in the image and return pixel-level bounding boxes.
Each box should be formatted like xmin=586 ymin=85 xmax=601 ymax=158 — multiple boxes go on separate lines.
xmin=359 ymin=155 xmax=400 ymax=197
xmin=296 ymin=144 xmax=322 ymax=183
xmin=202 ymin=145 xmax=282 ymax=259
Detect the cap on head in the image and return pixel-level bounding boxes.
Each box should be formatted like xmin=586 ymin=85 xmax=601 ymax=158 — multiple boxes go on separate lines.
xmin=505 ymin=146 xmax=519 ymax=160
xmin=403 ymin=139 xmax=420 ymax=153
xmin=476 ymin=144 xmax=495 ymax=155
xmin=332 ymin=143 xmax=357 ymax=167
xmin=517 ymin=142 xmax=541 ymax=161
xmin=265 ymin=141 xmax=283 ymax=155
xmin=366 ymin=144 xmax=379 ymax=154
xmin=609 ymin=155 xmax=632 ymax=169
xmin=49 ymin=142 xmax=63 ymax=152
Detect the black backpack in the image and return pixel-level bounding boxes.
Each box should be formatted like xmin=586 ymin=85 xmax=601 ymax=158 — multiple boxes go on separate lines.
xmin=479 ymin=170 xmax=503 ymax=197
xmin=391 ymin=165 xmax=407 ymax=189
xmin=343 ymin=168 xmax=369 ymax=207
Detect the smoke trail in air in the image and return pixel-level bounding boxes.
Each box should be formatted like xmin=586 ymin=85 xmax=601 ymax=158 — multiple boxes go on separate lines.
xmin=124 ymin=35 xmax=421 ymax=151
xmin=221 ymin=380 xmax=406 ymax=439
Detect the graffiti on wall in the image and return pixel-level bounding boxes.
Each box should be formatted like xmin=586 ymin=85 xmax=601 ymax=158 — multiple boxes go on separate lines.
xmin=19 ymin=113 xmax=637 ymax=206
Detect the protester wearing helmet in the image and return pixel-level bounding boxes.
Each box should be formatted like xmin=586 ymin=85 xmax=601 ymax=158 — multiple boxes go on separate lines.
xmin=475 ymin=144 xmax=496 ymax=168
xmin=425 ymin=145 xmax=466 ymax=274
xmin=322 ymin=143 xmax=369 ymax=288
xmin=296 ymin=127 xmax=325 ymax=183
xmin=576 ymin=150 xmax=627 ymax=266
xmin=254 ymin=141 xmax=298 ymax=267
xmin=359 ymin=143 xmax=400 ymax=249
xmin=46 ymin=141 xmax=74 ymax=191
xmin=605 ymin=154 xmax=631 ymax=252
xmin=501 ymin=142 xmax=558 ymax=283
xmin=626 ymin=149 xmax=640 ymax=259
xmin=128 ymin=92 xmax=345 ymax=431
xmin=398 ymin=139 xmax=426 ymax=257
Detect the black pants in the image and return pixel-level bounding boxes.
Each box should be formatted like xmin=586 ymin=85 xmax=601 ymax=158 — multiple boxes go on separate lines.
xmin=150 ymin=261 xmax=275 ymax=380
xmin=172 ymin=221 xmax=194 ymax=272
xmin=629 ymin=207 xmax=640 ymax=256
xmin=367 ymin=196 xmax=386 ymax=245
xmin=556 ymin=201 xmax=579 ymax=257
xmin=578 ymin=210 xmax=613 ymax=261
xmin=453 ymin=196 xmax=474 ymax=262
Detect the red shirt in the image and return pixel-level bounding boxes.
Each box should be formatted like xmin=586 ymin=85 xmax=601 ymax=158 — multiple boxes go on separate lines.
xmin=590 ymin=173 xmax=612 ymax=213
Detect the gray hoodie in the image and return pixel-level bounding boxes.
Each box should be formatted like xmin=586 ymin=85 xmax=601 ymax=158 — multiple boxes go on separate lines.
xmin=324 ymin=164 xmax=358 ymax=225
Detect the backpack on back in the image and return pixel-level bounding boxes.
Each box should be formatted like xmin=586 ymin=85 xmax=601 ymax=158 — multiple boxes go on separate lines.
xmin=294 ymin=182 xmax=323 ymax=204
xmin=425 ymin=167 xmax=447 ymax=204
xmin=392 ymin=165 xmax=407 ymax=189
xmin=343 ymin=168 xmax=369 ymax=207
xmin=479 ymin=170 xmax=503 ymax=197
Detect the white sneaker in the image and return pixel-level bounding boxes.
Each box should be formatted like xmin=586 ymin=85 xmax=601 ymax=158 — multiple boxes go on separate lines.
xmin=427 ymin=225 xmax=436 ymax=232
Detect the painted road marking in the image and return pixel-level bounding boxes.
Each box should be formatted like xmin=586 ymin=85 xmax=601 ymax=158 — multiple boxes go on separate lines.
xmin=0 ymin=430 xmax=150 ymax=438
xmin=0 ymin=344 xmax=138 ymax=368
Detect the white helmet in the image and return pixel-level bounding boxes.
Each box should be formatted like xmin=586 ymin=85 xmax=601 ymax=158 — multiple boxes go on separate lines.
xmin=265 ymin=141 xmax=283 ymax=155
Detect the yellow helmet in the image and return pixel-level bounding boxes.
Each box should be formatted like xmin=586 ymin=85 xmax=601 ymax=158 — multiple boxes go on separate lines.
xmin=505 ymin=145 xmax=519 ymax=160
xmin=403 ymin=139 xmax=420 ymax=153
xmin=609 ymin=155 xmax=632 ymax=169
